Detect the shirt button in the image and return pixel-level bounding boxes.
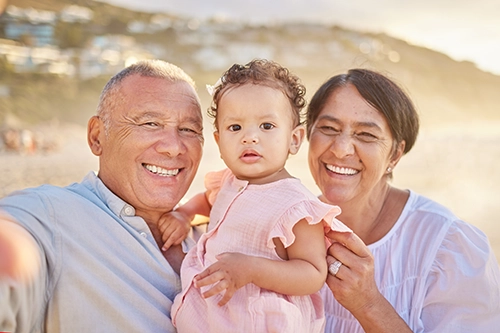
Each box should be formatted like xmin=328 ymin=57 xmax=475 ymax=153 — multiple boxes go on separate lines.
xmin=238 ymin=186 xmax=244 ymax=192
xmin=124 ymin=206 xmax=134 ymax=216
xmin=140 ymin=232 xmax=147 ymax=238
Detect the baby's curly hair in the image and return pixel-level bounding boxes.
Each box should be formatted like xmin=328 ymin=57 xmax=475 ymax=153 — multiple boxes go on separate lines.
xmin=208 ymin=59 xmax=306 ymax=129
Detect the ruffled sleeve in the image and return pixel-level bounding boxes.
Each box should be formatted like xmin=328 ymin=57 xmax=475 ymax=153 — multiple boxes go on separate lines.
xmin=421 ymin=220 xmax=500 ymax=332
xmin=267 ymin=199 xmax=349 ymax=248
xmin=204 ymin=169 xmax=232 ymax=206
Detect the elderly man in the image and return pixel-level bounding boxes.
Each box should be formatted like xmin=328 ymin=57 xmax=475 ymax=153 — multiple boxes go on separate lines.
xmin=0 ymin=60 xmax=204 ymax=332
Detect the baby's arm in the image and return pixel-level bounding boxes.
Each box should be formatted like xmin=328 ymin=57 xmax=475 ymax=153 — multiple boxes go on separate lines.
xmin=158 ymin=192 xmax=212 ymax=251
xmin=194 ymin=218 xmax=327 ymax=305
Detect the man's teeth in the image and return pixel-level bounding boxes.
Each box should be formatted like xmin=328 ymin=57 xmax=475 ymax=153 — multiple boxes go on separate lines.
xmin=144 ymin=164 xmax=179 ymax=176
xmin=326 ymin=165 xmax=358 ymax=175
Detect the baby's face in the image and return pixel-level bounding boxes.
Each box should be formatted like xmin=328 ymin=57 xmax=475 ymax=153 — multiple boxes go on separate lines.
xmin=214 ymin=83 xmax=304 ymax=184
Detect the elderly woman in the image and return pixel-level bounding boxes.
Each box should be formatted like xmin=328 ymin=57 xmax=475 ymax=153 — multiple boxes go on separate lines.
xmin=306 ymin=68 xmax=500 ymax=332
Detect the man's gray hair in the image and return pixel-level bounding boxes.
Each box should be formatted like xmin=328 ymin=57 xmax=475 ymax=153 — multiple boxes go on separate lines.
xmin=96 ymin=59 xmax=197 ymax=133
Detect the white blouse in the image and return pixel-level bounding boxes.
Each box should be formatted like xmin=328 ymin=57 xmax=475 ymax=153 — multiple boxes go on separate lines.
xmin=321 ymin=190 xmax=500 ymax=332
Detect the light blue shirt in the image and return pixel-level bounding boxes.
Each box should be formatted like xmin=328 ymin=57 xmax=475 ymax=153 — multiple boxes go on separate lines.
xmin=0 ymin=172 xmax=188 ymax=332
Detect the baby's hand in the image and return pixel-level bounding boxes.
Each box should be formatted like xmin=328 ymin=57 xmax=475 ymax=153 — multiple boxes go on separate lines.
xmin=158 ymin=210 xmax=191 ymax=251
xmin=194 ymin=252 xmax=254 ymax=306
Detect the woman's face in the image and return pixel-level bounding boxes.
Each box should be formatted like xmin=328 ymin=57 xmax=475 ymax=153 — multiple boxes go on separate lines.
xmin=308 ymin=84 xmax=397 ymax=205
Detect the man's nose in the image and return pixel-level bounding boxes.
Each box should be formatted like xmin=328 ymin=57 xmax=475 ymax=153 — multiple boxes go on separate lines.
xmin=156 ymin=127 xmax=186 ymax=157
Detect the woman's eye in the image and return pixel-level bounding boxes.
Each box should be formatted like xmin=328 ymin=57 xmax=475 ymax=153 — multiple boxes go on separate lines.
xmin=318 ymin=126 xmax=339 ymax=135
xmin=356 ymin=132 xmax=378 ymax=142
xmin=228 ymin=124 xmax=241 ymax=131
xmin=260 ymin=123 xmax=274 ymax=130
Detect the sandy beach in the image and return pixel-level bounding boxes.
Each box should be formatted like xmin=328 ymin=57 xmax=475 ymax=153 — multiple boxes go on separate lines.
xmin=1 ymin=121 xmax=499 ymax=263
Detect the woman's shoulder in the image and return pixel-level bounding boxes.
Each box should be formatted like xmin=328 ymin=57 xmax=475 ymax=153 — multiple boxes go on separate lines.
xmin=397 ymin=190 xmax=491 ymax=258
xmin=405 ymin=190 xmax=458 ymax=221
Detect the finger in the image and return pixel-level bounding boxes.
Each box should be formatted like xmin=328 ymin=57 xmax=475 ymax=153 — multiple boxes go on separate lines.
xmin=162 ymin=221 xmax=190 ymax=250
xmin=162 ymin=228 xmax=184 ymax=251
xmin=194 ymin=268 xmax=223 ymax=288
xmin=201 ymin=279 xmax=228 ymax=299
xmin=218 ymin=288 xmax=235 ymax=306
xmin=158 ymin=216 xmax=174 ymax=233
xmin=326 ymin=230 xmax=370 ymax=258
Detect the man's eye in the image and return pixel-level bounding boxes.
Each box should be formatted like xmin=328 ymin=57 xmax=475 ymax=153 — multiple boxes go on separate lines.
xmin=180 ymin=127 xmax=196 ymax=133
xmin=142 ymin=122 xmax=160 ymax=128
xmin=260 ymin=123 xmax=274 ymax=130
xmin=228 ymin=124 xmax=241 ymax=131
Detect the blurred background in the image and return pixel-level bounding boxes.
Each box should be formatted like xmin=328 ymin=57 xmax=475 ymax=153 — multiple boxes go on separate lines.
xmin=0 ymin=0 xmax=499 ymax=261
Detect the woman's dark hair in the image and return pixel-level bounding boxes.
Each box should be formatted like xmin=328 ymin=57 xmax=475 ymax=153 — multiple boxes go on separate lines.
xmin=208 ymin=59 xmax=306 ymax=129
xmin=306 ymin=68 xmax=419 ymax=155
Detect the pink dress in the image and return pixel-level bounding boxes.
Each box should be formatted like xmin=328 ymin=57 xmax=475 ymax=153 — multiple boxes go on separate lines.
xmin=172 ymin=169 xmax=349 ymax=332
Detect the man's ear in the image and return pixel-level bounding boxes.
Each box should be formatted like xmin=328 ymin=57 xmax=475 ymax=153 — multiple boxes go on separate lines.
xmin=87 ymin=116 xmax=104 ymax=156
xmin=289 ymin=125 xmax=306 ymax=155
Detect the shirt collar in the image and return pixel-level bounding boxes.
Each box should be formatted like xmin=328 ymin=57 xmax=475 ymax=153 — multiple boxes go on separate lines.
xmin=81 ymin=171 xmax=135 ymax=218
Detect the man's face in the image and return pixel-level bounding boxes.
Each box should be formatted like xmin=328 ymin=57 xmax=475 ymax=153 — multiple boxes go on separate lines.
xmin=91 ymin=74 xmax=204 ymax=221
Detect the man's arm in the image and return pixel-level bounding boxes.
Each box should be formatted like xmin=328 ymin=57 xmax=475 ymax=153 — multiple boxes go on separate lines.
xmin=0 ymin=212 xmax=43 ymax=332
xmin=0 ymin=213 xmax=40 ymax=280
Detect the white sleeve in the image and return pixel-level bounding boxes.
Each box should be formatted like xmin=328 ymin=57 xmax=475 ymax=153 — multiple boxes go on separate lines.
xmin=422 ymin=220 xmax=500 ymax=332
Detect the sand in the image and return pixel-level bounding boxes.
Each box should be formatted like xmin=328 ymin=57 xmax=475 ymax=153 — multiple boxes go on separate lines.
xmin=1 ymin=121 xmax=499 ymax=262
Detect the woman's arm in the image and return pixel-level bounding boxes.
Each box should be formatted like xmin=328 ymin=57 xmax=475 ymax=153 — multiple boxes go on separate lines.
xmin=194 ymin=219 xmax=327 ymax=306
xmin=420 ymin=221 xmax=500 ymax=331
xmin=325 ymin=231 xmax=412 ymax=333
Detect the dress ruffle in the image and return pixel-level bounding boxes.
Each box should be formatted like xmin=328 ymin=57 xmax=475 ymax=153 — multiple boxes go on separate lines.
xmin=268 ymin=199 xmax=348 ymax=248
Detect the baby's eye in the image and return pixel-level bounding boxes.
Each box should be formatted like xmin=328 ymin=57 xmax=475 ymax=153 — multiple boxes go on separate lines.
xmin=228 ymin=124 xmax=241 ymax=131
xmin=260 ymin=123 xmax=274 ymax=130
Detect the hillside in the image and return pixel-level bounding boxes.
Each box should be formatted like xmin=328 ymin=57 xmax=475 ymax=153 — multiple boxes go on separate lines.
xmin=1 ymin=0 xmax=500 ymax=129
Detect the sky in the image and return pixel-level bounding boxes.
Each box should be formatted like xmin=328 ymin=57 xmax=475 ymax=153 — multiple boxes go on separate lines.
xmin=100 ymin=0 xmax=500 ymax=75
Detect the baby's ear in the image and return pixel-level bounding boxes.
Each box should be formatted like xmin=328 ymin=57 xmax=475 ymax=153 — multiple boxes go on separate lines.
xmin=289 ymin=125 xmax=306 ymax=155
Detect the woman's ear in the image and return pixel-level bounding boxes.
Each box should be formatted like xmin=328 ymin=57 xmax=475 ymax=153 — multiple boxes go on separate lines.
xmin=388 ymin=140 xmax=406 ymax=170
xmin=87 ymin=116 xmax=104 ymax=156
xmin=289 ymin=125 xmax=306 ymax=155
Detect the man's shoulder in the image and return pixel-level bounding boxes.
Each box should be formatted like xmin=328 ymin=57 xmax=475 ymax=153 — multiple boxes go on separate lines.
xmin=0 ymin=181 xmax=92 ymax=211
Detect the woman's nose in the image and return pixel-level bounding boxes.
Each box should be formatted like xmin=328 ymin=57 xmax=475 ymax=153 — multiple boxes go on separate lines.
xmin=329 ymin=134 xmax=355 ymax=158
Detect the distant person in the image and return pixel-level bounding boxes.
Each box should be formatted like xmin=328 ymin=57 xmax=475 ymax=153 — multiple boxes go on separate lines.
xmin=305 ymin=69 xmax=500 ymax=332
xmin=167 ymin=59 xmax=350 ymax=332
xmin=0 ymin=59 xmax=203 ymax=332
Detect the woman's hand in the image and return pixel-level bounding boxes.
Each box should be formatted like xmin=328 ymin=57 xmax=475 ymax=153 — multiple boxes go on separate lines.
xmin=325 ymin=230 xmax=382 ymax=313
xmin=194 ymin=252 xmax=254 ymax=306
xmin=325 ymin=230 xmax=412 ymax=332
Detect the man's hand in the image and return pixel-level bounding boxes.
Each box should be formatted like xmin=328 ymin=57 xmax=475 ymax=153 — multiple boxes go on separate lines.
xmin=158 ymin=210 xmax=191 ymax=251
